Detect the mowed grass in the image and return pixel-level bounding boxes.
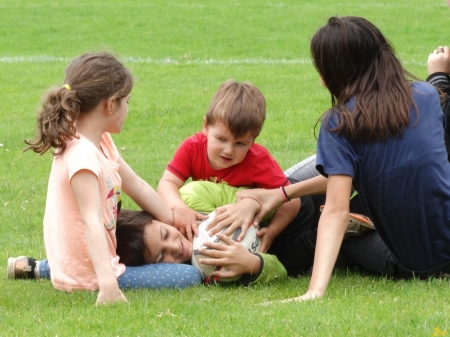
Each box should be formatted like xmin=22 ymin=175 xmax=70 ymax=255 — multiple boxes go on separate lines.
xmin=0 ymin=0 xmax=450 ymax=336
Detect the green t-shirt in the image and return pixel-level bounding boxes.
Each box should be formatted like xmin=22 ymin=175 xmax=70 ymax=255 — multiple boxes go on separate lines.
xmin=180 ymin=180 xmax=276 ymax=226
xmin=179 ymin=180 xmax=287 ymax=284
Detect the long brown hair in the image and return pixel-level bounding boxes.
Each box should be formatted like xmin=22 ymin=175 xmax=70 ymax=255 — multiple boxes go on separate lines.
xmin=25 ymin=52 xmax=133 ymax=156
xmin=311 ymin=16 xmax=419 ymax=142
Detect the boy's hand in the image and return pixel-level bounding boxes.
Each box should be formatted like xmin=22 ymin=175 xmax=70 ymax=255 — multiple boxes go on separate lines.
xmin=427 ymin=46 xmax=450 ymax=75
xmin=256 ymin=227 xmax=276 ymax=253
xmin=173 ymin=205 xmax=208 ymax=242
xmin=198 ymin=233 xmax=260 ymax=279
xmin=96 ymin=285 xmax=128 ymax=306
xmin=206 ymin=198 xmax=261 ymax=241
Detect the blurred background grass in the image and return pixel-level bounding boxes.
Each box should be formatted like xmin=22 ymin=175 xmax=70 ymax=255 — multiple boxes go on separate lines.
xmin=1 ymin=0 xmax=449 ymax=335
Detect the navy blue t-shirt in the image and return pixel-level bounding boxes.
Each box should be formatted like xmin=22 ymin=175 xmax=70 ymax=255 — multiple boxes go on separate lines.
xmin=316 ymin=82 xmax=450 ymax=271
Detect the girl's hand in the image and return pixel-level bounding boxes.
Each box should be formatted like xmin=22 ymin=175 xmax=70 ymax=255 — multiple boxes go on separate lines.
xmin=427 ymin=46 xmax=450 ymax=75
xmin=96 ymin=285 xmax=128 ymax=306
xmin=236 ymin=188 xmax=284 ymax=227
xmin=206 ymin=198 xmax=261 ymax=241
xmin=173 ymin=205 xmax=208 ymax=242
xmin=256 ymin=227 xmax=276 ymax=253
xmin=198 ymin=233 xmax=261 ymax=279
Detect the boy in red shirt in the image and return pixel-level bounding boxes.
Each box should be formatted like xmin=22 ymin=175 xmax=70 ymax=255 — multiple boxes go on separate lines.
xmin=158 ymin=80 xmax=307 ymax=255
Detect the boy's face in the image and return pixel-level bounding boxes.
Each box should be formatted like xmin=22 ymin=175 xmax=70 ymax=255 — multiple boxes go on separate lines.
xmin=143 ymin=220 xmax=192 ymax=264
xmin=202 ymin=119 xmax=255 ymax=170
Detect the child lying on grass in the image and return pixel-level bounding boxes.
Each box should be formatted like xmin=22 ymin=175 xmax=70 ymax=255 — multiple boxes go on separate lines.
xmin=8 ymin=181 xmax=375 ymax=285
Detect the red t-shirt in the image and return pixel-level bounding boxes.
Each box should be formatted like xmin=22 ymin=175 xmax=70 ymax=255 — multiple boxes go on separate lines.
xmin=167 ymin=133 xmax=289 ymax=188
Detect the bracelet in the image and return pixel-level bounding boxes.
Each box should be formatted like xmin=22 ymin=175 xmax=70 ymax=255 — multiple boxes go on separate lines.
xmin=241 ymin=196 xmax=262 ymax=210
xmin=279 ymin=186 xmax=291 ymax=203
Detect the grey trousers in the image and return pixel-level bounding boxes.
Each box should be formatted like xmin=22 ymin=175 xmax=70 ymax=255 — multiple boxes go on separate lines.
xmin=284 ymin=154 xmax=320 ymax=182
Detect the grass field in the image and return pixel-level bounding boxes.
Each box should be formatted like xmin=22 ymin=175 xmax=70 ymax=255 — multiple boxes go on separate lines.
xmin=1 ymin=0 xmax=450 ymax=336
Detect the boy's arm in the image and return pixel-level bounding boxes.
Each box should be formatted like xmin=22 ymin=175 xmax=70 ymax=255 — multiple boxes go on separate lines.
xmin=198 ymin=233 xmax=261 ymax=278
xmin=257 ymin=198 xmax=300 ymax=253
xmin=157 ymin=170 xmax=207 ymax=241
xmin=240 ymin=253 xmax=287 ymax=284
xmin=199 ymin=234 xmax=288 ymax=284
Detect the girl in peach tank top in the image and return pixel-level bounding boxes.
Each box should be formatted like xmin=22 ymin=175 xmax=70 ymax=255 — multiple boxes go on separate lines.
xmin=22 ymin=52 xmax=201 ymax=305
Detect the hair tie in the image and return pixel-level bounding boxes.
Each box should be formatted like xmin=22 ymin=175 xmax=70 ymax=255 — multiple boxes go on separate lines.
xmin=63 ymin=84 xmax=71 ymax=91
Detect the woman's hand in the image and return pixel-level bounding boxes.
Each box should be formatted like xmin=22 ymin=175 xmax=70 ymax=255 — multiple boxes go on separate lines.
xmin=236 ymin=188 xmax=284 ymax=227
xmin=198 ymin=233 xmax=261 ymax=279
xmin=205 ymin=198 xmax=261 ymax=241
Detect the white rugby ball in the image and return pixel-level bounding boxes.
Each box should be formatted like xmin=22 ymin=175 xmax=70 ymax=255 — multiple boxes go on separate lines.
xmin=191 ymin=211 xmax=261 ymax=282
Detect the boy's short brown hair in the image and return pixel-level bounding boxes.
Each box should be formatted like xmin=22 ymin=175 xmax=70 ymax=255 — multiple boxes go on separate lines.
xmin=116 ymin=209 xmax=154 ymax=266
xmin=205 ymin=80 xmax=266 ymax=138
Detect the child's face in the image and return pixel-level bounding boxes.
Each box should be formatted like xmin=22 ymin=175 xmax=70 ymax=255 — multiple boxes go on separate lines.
xmin=106 ymin=94 xmax=131 ymax=134
xmin=142 ymin=220 xmax=192 ymax=264
xmin=202 ymin=120 xmax=255 ymax=170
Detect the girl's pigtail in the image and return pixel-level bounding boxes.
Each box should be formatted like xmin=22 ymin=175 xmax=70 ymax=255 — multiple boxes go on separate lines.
xmin=25 ymin=87 xmax=81 ymax=156
xmin=25 ymin=52 xmax=134 ymax=155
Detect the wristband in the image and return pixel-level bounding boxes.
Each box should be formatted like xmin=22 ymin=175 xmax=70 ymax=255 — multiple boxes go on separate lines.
xmin=279 ymin=186 xmax=291 ymax=202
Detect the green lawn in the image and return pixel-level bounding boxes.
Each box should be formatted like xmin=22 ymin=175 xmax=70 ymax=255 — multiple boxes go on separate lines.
xmin=1 ymin=0 xmax=449 ymax=336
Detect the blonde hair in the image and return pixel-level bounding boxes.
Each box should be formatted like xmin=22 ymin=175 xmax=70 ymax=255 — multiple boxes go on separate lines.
xmin=25 ymin=52 xmax=133 ymax=156
xmin=205 ymin=80 xmax=266 ymax=138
